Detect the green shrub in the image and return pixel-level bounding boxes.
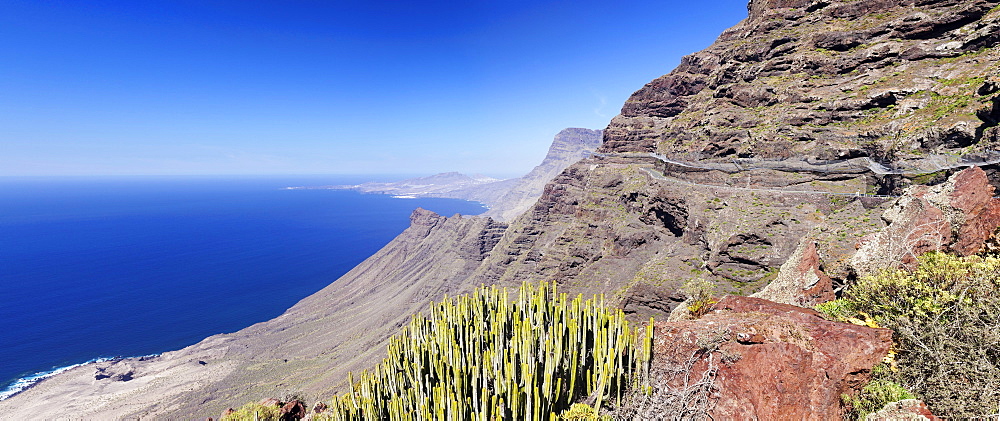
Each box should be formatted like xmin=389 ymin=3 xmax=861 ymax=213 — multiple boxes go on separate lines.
xmin=559 ymin=403 xmax=603 ymax=420
xmin=325 ymin=282 xmax=654 ymax=420
xmin=682 ymin=278 xmax=716 ymax=318
xmin=819 ymin=252 xmax=1000 ymax=418
xmin=842 ymin=365 xmax=914 ymax=420
xmin=220 ymin=402 xmax=282 ymax=421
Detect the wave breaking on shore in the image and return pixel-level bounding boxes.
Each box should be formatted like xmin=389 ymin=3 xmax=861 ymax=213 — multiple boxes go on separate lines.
xmin=0 ymin=354 xmax=159 ymax=401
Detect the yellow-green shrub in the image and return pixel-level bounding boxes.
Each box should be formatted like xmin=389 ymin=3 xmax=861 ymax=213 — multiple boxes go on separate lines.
xmin=819 ymin=252 xmax=1000 ymax=418
xmin=559 ymin=403 xmax=603 ymax=420
xmin=682 ymin=278 xmax=716 ymax=318
xmin=220 ymin=402 xmax=283 ymax=421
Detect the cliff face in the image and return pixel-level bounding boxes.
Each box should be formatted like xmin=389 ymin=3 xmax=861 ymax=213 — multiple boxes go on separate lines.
xmin=4 ymin=0 xmax=999 ymax=418
xmin=473 ymin=0 xmax=1000 ymax=315
xmin=483 ymin=128 xmax=603 ymax=221
xmin=604 ymin=0 xmax=1000 ymax=175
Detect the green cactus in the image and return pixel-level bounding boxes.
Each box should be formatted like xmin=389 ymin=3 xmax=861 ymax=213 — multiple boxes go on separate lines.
xmin=323 ymin=282 xmax=654 ymax=420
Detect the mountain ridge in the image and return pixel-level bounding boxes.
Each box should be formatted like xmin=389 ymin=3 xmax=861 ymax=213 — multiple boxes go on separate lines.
xmin=287 ymin=128 xmax=603 ymax=222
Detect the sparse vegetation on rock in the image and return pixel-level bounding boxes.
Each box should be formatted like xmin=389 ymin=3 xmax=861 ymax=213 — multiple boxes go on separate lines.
xmin=841 ymin=364 xmax=915 ymax=420
xmin=818 ymin=252 xmax=1000 ymax=418
xmin=681 ymin=278 xmax=717 ymax=318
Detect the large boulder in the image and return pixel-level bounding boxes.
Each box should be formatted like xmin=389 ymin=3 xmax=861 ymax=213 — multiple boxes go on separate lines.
xmin=280 ymin=399 xmax=307 ymax=421
xmin=625 ymin=296 xmax=893 ymax=419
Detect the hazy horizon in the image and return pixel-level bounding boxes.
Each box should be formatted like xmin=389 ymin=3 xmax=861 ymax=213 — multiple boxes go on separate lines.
xmin=2 ymin=1 xmax=747 ymax=178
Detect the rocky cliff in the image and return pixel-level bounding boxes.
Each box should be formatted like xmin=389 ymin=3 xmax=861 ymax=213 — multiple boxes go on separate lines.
xmin=3 ymin=0 xmax=998 ymax=418
xmin=604 ymin=0 xmax=1000 ymax=174
xmin=483 ymin=128 xmax=603 ymax=221
xmin=474 ymin=0 xmax=1000 ymax=313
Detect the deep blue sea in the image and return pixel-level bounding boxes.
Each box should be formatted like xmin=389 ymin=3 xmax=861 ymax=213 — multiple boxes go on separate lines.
xmin=0 ymin=176 xmax=485 ymax=399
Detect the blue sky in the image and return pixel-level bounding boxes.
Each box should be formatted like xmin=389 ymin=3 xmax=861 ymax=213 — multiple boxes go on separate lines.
xmin=1 ymin=0 xmax=748 ymax=177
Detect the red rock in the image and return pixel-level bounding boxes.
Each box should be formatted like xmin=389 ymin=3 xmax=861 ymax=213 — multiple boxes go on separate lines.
xmin=948 ymin=167 xmax=1000 ymax=256
xmin=639 ymin=296 xmax=892 ymax=420
xmin=898 ymin=196 xmax=951 ymax=267
xmin=893 ymin=167 xmax=1000 ymax=263
xmin=312 ymin=401 xmax=328 ymax=413
xmin=259 ymin=397 xmax=282 ymax=407
xmin=755 ymin=242 xmax=836 ymax=306
xmin=851 ymin=167 xmax=1000 ymax=275
xmin=279 ymin=399 xmax=306 ymax=420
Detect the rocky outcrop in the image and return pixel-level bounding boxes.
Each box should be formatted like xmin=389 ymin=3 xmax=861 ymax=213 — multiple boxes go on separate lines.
xmin=93 ymin=361 xmax=135 ymax=382
xmin=623 ymin=296 xmax=893 ymax=419
xmin=753 ymin=241 xmax=836 ymax=306
xmin=280 ymin=399 xmax=307 ymax=420
xmin=852 ymin=166 xmax=1000 ymax=274
xmin=749 ymin=166 xmax=1000 ymax=305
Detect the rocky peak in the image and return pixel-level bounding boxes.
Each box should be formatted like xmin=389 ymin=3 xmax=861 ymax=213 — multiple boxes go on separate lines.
xmin=482 ymin=128 xmax=602 ymax=221
xmin=409 ymin=207 xmax=446 ymax=227
xmin=546 ymin=128 xmax=604 ymax=155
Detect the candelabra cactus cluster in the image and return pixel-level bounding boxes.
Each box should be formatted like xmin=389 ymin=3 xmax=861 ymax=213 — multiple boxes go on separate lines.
xmin=324 ymin=281 xmax=654 ymax=419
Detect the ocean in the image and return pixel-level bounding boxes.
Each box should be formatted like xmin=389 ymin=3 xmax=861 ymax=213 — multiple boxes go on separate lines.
xmin=0 ymin=175 xmax=486 ymax=399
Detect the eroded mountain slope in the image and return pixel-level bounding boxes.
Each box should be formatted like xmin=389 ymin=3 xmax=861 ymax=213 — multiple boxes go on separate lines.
xmin=474 ymin=0 xmax=1000 ymax=317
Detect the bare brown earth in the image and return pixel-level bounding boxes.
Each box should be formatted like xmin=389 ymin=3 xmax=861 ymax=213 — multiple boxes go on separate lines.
xmin=3 ymin=0 xmax=999 ymax=417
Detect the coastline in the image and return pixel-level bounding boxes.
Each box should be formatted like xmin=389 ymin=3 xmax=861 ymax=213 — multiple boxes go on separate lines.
xmin=0 ymin=177 xmax=489 ymax=417
xmin=0 ymin=337 xmax=241 ymax=419
xmin=0 ymin=354 xmax=161 ymax=402
xmin=0 ymin=358 xmax=112 ymax=401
